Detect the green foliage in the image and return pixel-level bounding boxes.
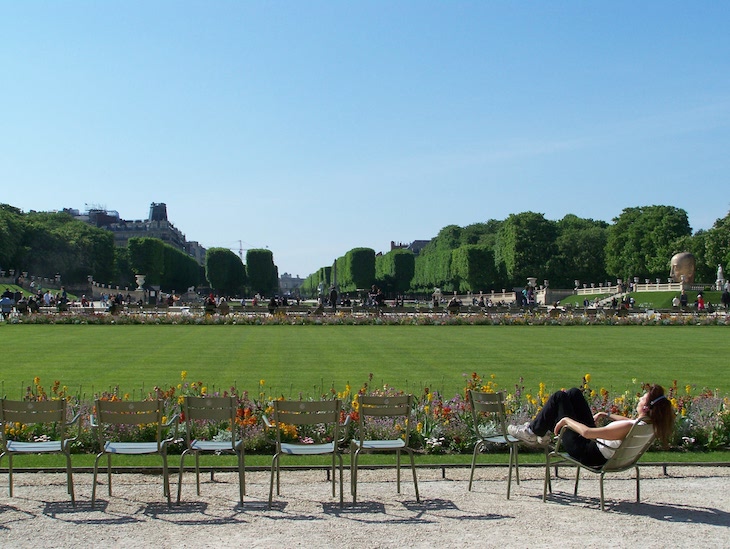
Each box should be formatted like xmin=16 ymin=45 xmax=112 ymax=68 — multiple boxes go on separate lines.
xmin=336 ymin=248 xmax=375 ymax=293
xmin=450 ymin=245 xmax=496 ymax=292
xmin=704 ymin=210 xmax=730 ymax=274
xmin=548 ymin=215 xmax=609 ymax=287
xmin=495 ymin=212 xmax=557 ymax=285
xmin=246 ymin=249 xmax=278 ymax=296
xmin=6 ymin=210 xmax=116 ymax=284
xmin=605 ymin=206 xmax=691 ymax=281
xmin=205 ymin=248 xmax=246 ymax=296
xmin=128 ymin=237 xmax=165 ymax=285
xmin=162 ymin=244 xmax=201 ymax=292
xmin=375 ymin=249 xmax=415 ymax=294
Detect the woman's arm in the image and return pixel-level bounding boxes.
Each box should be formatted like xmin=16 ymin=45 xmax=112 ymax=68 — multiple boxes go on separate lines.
xmin=593 ymin=411 xmax=631 ymax=423
xmin=555 ymin=417 xmax=634 ymax=440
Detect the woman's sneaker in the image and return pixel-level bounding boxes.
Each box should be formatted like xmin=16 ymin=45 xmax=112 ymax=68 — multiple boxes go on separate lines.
xmin=508 ymin=423 xmax=537 ymax=444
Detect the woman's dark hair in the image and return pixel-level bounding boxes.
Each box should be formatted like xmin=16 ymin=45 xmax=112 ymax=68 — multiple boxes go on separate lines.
xmin=645 ymin=384 xmax=675 ymax=445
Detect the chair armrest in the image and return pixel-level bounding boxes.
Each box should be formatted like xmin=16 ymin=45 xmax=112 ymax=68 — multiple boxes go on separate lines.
xmin=163 ymin=413 xmax=181 ymax=442
xmin=65 ymin=412 xmax=82 ymax=441
xmin=89 ymin=414 xmax=98 ymax=428
xmin=262 ymin=414 xmax=273 ymax=429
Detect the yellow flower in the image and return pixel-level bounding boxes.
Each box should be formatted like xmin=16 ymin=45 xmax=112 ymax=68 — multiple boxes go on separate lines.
xmin=416 ymin=422 xmax=423 ymax=433
xmin=259 ymin=379 xmax=265 ymax=386
xmin=685 ymin=384 xmax=692 ymax=395
xmin=124 ymin=393 xmax=130 ymax=400
xmin=201 ymin=386 xmax=207 ymax=395
xmin=33 ymin=376 xmax=41 ymax=385
xmin=178 ymin=396 xmax=184 ymax=405
xmin=584 ymin=373 xmax=591 ymax=384
xmin=181 ymin=370 xmax=188 ymax=381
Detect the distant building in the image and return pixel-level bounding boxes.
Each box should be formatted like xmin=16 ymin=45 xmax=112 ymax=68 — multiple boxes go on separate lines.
xmin=279 ymin=272 xmax=304 ymax=296
xmin=390 ymin=240 xmax=430 ymax=256
xmin=64 ymin=202 xmax=207 ymax=265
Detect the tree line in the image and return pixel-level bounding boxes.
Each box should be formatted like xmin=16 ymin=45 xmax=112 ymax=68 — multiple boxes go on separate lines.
xmin=0 ymin=205 xmax=278 ymax=296
xmin=301 ymin=206 xmax=730 ymax=297
xmin=3 ymin=203 xmax=729 ymax=299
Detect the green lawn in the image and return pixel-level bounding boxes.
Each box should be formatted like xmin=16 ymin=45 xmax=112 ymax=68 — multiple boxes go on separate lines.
xmin=1 ymin=324 xmax=728 ymax=399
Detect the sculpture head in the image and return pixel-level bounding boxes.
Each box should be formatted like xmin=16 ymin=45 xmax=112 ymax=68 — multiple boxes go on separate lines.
xmin=670 ymin=252 xmax=695 ymax=284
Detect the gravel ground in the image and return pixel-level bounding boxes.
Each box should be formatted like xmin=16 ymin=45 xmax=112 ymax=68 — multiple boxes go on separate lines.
xmin=1 ymin=465 xmax=729 ymax=548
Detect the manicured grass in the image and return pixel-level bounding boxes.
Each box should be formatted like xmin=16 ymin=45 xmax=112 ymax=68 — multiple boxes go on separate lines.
xmin=561 ymin=290 xmax=725 ymax=309
xmin=1 ymin=324 xmax=729 ymax=399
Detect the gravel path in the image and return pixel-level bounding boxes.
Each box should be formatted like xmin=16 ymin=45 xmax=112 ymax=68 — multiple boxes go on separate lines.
xmin=1 ymin=466 xmax=729 ymax=548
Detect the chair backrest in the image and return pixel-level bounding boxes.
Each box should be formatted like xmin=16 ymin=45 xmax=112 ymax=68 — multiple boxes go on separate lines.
xmin=94 ymin=399 xmax=164 ymax=448
xmin=356 ymin=394 xmax=413 ymax=445
xmin=271 ymin=400 xmax=341 ymax=446
xmin=182 ymin=396 xmax=238 ymax=449
xmin=468 ymin=390 xmax=509 ymax=440
xmin=602 ymin=417 xmax=655 ymax=472
xmin=1 ymin=399 xmax=68 ymax=441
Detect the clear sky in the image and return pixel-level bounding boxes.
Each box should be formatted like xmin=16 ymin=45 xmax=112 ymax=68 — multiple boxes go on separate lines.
xmin=2 ymin=1 xmax=729 ymax=278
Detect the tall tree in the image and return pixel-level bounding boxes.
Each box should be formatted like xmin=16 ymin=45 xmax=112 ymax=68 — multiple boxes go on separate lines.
xmin=246 ymin=249 xmax=278 ymax=296
xmin=206 ymin=248 xmax=246 ymax=296
xmin=605 ymin=206 xmax=691 ymax=281
xmin=495 ymin=212 xmax=558 ymax=286
xmin=547 ymin=215 xmax=609 ymax=287
xmin=128 ymin=237 xmax=165 ymax=285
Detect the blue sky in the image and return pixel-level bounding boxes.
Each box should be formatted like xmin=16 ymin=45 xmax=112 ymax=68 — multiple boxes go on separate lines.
xmin=2 ymin=1 xmax=729 ymax=278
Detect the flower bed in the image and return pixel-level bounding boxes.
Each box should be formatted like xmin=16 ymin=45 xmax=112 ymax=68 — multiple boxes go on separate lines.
xmin=8 ymin=372 xmax=729 ymax=455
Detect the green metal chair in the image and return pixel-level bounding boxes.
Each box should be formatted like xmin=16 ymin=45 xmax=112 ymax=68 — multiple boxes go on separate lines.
xmin=0 ymin=398 xmax=79 ymax=505
xmin=177 ymin=396 xmax=245 ymax=505
xmin=467 ymin=390 xmax=523 ymax=498
xmin=91 ymin=399 xmax=178 ymax=507
xmin=350 ymin=394 xmax=419 ymax=503
xmin=543 ymin=417 xmax=655 ymax=510
xmin=266 ymin=399 xmax=343 ymax=509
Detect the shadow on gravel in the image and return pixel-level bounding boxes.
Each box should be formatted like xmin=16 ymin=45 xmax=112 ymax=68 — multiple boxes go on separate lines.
xmin=615 ymin=501 xmax=730 ymax=527
xmin=42 ymin=500 xmax=142 ymax=525
xmin=143 ymin=501 xmax=246 ymax=525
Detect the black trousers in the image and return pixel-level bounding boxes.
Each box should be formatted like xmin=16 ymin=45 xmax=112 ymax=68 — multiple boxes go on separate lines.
xmin=530 ymin=388 xmax=607 ymax=467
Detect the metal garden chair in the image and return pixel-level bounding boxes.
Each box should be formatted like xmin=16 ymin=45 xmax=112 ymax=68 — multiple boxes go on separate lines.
xmin=0 ymin=398 xmax=80 ymax=505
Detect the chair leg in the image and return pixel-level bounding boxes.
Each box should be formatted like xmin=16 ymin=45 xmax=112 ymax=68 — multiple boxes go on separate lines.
xmin=7 ymin=454 xmax=13 ymax=497
xmin=65 ymin=451 xmax=75 ymax=506
xmin=92 ymin=452 xmax=103 ymax=507
xmin=177 ymin=449 xmax=190 ymax=504
xmin=107 ymin=453 xmax=113 ymax=496
xmin=351 ymin=449 xmax=360 ymax=503
xmin=468 ymin=441 xmax=482 ymax=491
xmin=514 ymin=443 xmax=520 ymax=485
xmin=396 ymin=449 xmax=401 ymax=494
xmin=163 ymin=452 xmax=171 ymax=506
xmin=635 ymin=466 xmax=641 ymax=503
xmin=192 ymin=451 xmax=201 ymax=495
xmin=408 ymin=450 xmax=419 ymax=502
xmin=574 ymin=466 xmax=581 ymax=496
xmin=506 ymin=445 xmax=514 ymax=499
xmin=238 ymin=450 xmax=245 ymax=505
xmin=599 ymin=472 xmax=605 ymax=511
xmin=543 ymin=455 xmax=551 ymax=502
xmin=268 ymin=453 xmax=278 ymax=509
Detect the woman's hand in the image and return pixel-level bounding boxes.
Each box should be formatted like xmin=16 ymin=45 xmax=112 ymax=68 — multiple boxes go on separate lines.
xmin=593 ymin=411 xmax=608 ymax=422
xmin=554 ymin=418 xmax=568 ymax=435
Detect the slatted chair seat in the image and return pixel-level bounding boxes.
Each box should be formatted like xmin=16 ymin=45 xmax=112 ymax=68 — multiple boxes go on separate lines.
xmin=103 ymin=441 xmax=164 ymax=454
xmin=280 ymin=442 xmax=336 ymax=455
xmin=7 ymin=440 xmax=65 ymax=453
xmin=543 ymin=417 xmax=655 ymax=511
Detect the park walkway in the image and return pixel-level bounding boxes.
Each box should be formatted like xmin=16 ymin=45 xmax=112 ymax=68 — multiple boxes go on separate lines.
xmin=1 ymin=465 xmax=728 ymax=548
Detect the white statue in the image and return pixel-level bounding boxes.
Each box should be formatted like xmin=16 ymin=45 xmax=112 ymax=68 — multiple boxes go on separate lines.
xmin=717 ymin=264 xmax=726 ymax=291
